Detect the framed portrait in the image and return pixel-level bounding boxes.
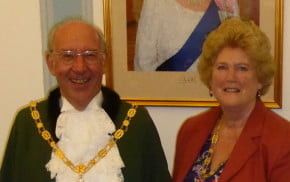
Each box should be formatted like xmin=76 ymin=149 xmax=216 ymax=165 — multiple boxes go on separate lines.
xmin=102 ymin=0 xmax=283 ymax=108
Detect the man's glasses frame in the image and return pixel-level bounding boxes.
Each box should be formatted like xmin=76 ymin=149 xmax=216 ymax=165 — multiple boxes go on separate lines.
xmin=50 ymin=50 xmax=105 ymax=65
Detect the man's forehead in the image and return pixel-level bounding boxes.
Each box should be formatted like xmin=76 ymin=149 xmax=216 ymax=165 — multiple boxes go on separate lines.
xmin=56 ymin=21 xmax=96 ymax=35
xmin=52 ymin=22 xmax=100 ymax=48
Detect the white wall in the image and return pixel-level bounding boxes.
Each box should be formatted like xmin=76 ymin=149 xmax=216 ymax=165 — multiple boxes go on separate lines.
xmin=0 ymin=1 xmax=290 ymax=174
xmin=0 ymin=1 xmax=44 ymax=165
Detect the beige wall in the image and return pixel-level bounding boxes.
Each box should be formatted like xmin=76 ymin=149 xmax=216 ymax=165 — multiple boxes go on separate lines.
xmin=1 ymin=1 xmax=290 ymax=173
xmin=0 ymin=0 xmax=44 ymax=166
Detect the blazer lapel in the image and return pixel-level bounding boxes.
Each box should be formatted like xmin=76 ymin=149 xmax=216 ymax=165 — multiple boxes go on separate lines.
xmin=219 ymin=133 xmax=259 ymax=181
xmin=219 ymin=100 xmax=265 ymax=182
xmin=178 ymin=124 xmax=213 ymax=180
xmin=47 ymin=88 xmax=61 ymax=141
xmin=176 ymin=108 xmax=222 ymax=181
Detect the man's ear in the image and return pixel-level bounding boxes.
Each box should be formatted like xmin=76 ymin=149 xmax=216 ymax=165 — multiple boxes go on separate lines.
xmin=46 ymin=52 xmax=56 ymax=75
xmin=102 ymin=54 xmax=107 ymax=75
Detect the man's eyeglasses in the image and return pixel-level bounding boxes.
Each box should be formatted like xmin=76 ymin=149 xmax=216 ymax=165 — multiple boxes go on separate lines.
xmin=51 ymin=50 xmax=105 ymax=65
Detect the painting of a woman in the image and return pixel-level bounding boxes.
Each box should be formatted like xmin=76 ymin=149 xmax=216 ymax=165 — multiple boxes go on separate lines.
xmin=133 ymin=0 xmax=259 ymax=71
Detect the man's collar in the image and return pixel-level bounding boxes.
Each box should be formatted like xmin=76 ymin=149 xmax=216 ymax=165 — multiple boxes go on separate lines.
xmin=47 ymin=86 xmax=121 ymax=140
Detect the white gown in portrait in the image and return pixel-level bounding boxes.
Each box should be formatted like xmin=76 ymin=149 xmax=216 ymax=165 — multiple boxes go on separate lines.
xmin=134 ymin=0 xmax=239 ymax=71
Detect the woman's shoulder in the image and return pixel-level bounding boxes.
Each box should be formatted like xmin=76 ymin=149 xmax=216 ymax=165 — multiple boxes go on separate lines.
xmin=179 ymin=107 xmax=221 ymax=133
xmin=254 ymin=107 xmax=290 ymax=160
xmin=263 ymin=109 xmax=290 ymax=138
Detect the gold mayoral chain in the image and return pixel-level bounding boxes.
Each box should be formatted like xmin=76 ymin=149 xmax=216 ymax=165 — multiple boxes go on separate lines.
xmin=30 ymin=101 xmax=138 ymax=182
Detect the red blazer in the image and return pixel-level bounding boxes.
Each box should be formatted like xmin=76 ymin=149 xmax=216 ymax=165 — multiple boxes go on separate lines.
xmin=173 ymin=100 xmax=290 ymax=182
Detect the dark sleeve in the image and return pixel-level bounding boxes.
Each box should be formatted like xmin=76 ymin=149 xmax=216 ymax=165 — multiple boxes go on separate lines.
xmin=139 ymin=107 xmax=171 ymax=182
xmin=0 ymin=116 xmax=17 ymax=182
xmin=0 ymin=105 xmax=53 ymax=182
xmin=117 ymin=104 xmax=171 ymax=182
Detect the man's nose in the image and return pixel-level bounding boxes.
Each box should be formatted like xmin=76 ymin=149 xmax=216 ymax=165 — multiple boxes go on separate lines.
xmin=72 ymin=55 xmax=87 ymax=73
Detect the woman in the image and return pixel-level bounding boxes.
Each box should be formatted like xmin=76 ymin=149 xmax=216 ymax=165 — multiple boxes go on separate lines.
xmin=173 ymin=18 xmax=290 ymax=181
xmin=134 ymin=0 xmax=258 ymax=71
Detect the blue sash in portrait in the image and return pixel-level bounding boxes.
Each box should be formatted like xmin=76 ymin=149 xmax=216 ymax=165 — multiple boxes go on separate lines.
xmin=156 ymin=0 xmax=221 ymax=71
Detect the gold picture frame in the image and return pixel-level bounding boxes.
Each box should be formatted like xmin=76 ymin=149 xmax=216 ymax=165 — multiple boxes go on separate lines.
xmin=102 ymin=0 xmax=283 ymax=108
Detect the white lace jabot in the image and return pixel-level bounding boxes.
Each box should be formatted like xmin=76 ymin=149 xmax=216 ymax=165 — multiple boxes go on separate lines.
xmin=46 ymin=92 xmax=125 ymax=182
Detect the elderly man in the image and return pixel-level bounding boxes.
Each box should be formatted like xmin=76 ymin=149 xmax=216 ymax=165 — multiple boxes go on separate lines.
xmin=0 ymin=19 xmax=171 ymax=182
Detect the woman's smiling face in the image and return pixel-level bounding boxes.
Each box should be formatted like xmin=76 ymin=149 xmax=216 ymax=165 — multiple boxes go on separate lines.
xmin=210 ymin=47 xmax=262 ymax=109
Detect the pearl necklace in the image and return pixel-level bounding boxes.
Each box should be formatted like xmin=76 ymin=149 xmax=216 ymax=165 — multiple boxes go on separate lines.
xmin=30 ymin=101 xmax=138 ymax=182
